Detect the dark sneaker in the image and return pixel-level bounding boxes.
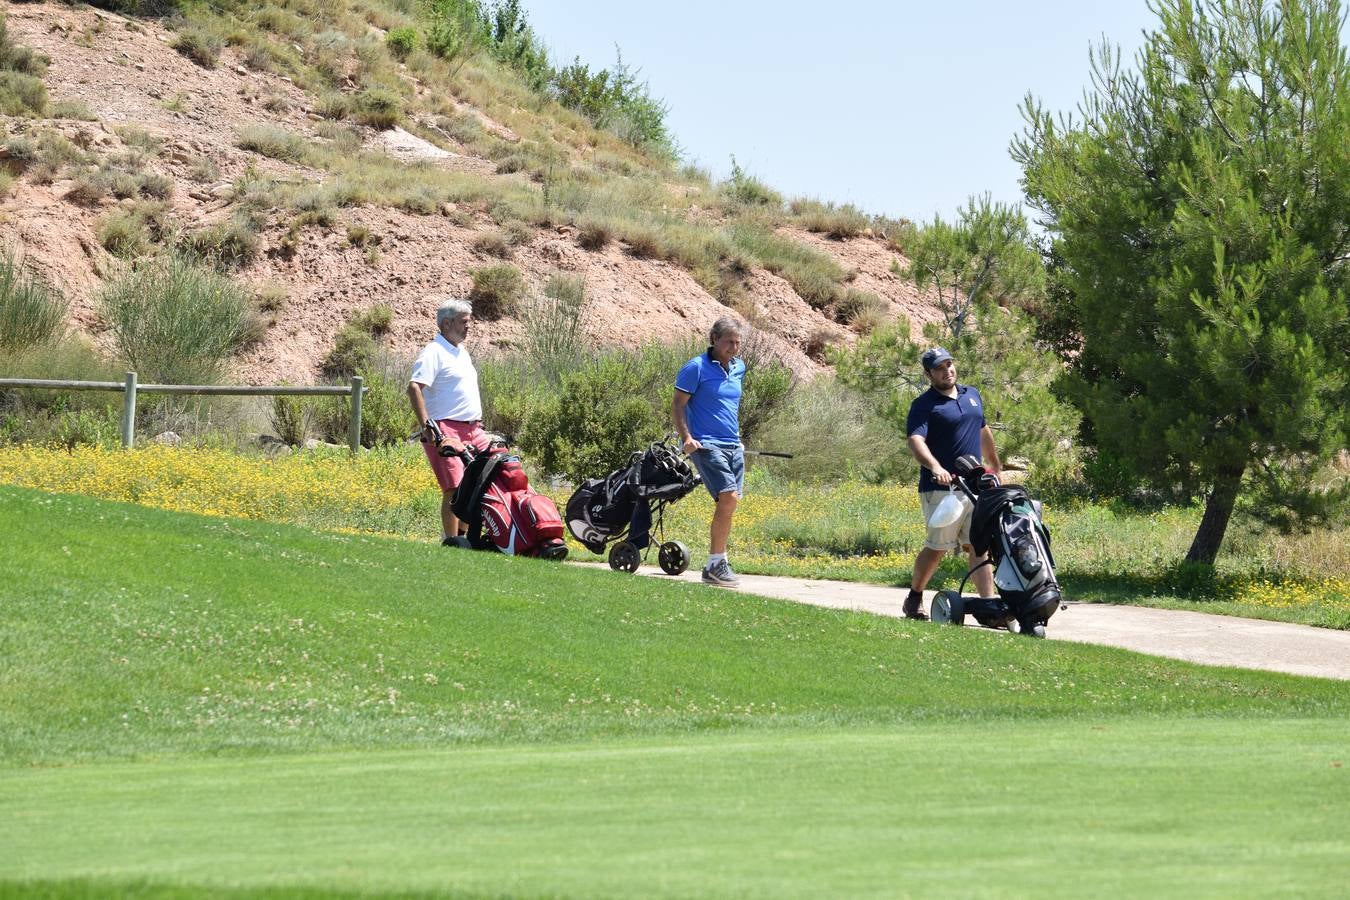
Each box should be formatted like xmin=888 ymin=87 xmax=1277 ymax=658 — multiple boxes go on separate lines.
xmin=702 ymin=559 xmax=740 ymax=587
xmin=902 ymin=591 xmax=928 ymax=621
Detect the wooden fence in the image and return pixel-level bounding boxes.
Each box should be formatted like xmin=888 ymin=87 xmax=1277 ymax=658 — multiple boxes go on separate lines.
xmin=0 ymin=373 xmax=366 ymax=452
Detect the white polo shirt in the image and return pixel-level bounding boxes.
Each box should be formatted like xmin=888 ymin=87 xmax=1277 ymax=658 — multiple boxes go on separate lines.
xmin=410 ymin=334 xmax=482 ymax=422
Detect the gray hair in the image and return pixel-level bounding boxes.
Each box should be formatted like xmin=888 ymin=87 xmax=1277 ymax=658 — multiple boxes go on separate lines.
xmin=436 ymin=298 xmax=472 ymax=330
xmin=709 ymin=316 xmax=744 ymax=344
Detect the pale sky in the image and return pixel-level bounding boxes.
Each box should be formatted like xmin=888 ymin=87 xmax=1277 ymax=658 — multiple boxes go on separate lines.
xmin=524 ymin=1 xmax=1160 ymax=223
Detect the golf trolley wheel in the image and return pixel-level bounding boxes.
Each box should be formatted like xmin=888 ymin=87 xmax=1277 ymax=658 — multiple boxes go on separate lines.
xmin=930 ymin=589 xmax=963 ymax=625
xmin=657 ymin=540 xmax=691 ymax=576
xmin=608 ymin=541 xmax=641 ymax=573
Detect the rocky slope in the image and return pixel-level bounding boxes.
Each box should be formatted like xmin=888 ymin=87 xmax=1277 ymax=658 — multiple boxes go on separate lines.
xmin=1 ymin=2 xmax=944 ymax=382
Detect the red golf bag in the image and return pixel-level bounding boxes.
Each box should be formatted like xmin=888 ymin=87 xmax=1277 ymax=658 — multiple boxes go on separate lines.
xmin=451 ymin=448 xmax=567 ymax=560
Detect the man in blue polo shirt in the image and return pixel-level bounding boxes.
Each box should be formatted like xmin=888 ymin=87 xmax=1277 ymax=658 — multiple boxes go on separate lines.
xmin=902 ymin=346 xmax=1002 ymax=619
xmin=673 ymin=317 xmax=746 ymax=587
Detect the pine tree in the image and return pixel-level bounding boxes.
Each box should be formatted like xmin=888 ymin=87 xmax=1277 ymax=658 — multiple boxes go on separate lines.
xmin=1014 ymin=0 xmax=1350 ymax=564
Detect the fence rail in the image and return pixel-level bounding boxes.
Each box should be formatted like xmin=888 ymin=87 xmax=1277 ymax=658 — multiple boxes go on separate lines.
xmin=0 ymin=373 xmax=366 ymax=451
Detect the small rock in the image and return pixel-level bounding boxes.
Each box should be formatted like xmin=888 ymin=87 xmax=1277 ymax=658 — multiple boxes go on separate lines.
xmin=302 ymin=438 xmax=323 ymax=451
xmin=188 ymin=189 xmax=213 ymax=202
xmin=134 ymin=63 xmax=145 ymax=72
xmin=234 ymin=64 xmax=249 ymax=76
xmin=152 ymin=431 xmax=182 ymax=447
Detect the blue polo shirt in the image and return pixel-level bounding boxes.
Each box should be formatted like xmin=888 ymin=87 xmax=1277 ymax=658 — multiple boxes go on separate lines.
xmin=675 ymin=351 xmax=744 ymax=446
xmin=906 ymin=385 xmax=986 ymax=492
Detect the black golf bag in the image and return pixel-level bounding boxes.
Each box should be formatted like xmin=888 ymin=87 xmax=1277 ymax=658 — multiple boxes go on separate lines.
xmin=565 ymin=438 xmax=701 ymax=574
xmin=930 ymin=456 xmax=1063 ymax=637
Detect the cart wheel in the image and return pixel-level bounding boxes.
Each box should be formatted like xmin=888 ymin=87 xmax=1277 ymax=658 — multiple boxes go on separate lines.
xmin=608 ymin=541 xmax=641 ymax=573
xmin=931 ymin=589 xmax=965 ymax=625
xmin=657 ymin=540 xmax=691 ymax=576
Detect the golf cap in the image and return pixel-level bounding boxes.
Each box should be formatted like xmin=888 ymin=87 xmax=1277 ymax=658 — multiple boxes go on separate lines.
xmin=921 ymin=347 xmax=954 ymax=370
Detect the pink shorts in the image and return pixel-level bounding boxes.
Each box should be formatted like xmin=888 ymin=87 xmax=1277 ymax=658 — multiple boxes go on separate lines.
xmin=423 ymin=419 xmax=490 ymax=492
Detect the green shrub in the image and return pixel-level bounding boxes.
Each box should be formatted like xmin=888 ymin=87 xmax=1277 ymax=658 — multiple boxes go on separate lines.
xmin=521 ymin=274 xmax=587 ymax=378
xmin=97 ymin=254 xmax=252 ymax=384
xmin=96 ymin=206 xmax=160 ymax=257
xmin=468 ymin=264 xmax=524 ymax=319
xmin=0 ymin=252 xmax=67 ymax=352
xmin=320 ymin=304 xmax=393 ymax=377
xmin=315 ymin=93 xmax=351 ymax=120
xmin=170 ymin=27 xmax=223 ymax=68
xmin=0 ymin=17 xmax=47 ymax=77
xmin=577 ymin=220 xmax=611 ymax=250
xmin=471 ymin=229 xmax=513 ymax=258
xmin=0 ymin=337 xmax=122 ymax=444
xmin=724 ymin=156 xmax=782 ymax=208
xmin=738 ymin=335 xmax=797 ymax=447
xmin=179 ymin=216 xmax=259 ymax=268
xmin=270 ymin=392 xmax=313 ymax=445
xmin=253 ymin=282 xmax=288 ymax=314
xmin=49 ymin=100 xmax=96 ymax=121
xmin=622 ymin=224 xmax=664 ymax=259
xmin=315 ymin=362 xmax=408 ymax=448
xmin=385 ymin=27 xmax=419 ymax=60
xmin=478 ymin=357 xmax=547 ymax=442
xmin=0 ymin=71 xmax=47 ymax=117
xmin=114 ymin=125 xmax=162 ymax=155
xmin=188 ymin=155 xmax=219 ymax=183
xmin=345 ymin=224 xmax=378 ymax=246
xmin=791 ymin=200 xmax=871 ymax=239
xmin=521 ymin=360 xmax=665 ymax=484
xmin=351 ymin=303 xmax=393 ymax=336
xmin=354 ymin=89 xmax=401 ymax=129
xmin=237 ymin=125 xmax=312 ymax=164
xmin=320 ymin=325 xmax=377 ymax=378
xmin=834 ymin=288 xmax=884 ymax=326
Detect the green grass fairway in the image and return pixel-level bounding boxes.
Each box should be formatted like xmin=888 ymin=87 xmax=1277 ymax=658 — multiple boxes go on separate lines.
xmin=3 ymin=722 xmax=1347 ymax=898
xmin=2 ymin=485 xmax=1348 ymax=897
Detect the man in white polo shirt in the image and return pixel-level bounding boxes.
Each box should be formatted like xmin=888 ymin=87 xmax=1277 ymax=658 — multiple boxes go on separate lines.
xmin=407 ymin=298 xmax=490 ymax=545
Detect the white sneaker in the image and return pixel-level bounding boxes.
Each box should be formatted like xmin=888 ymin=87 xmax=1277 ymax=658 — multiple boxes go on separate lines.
xmin=701 ymin=559 xmax=740 ymax=587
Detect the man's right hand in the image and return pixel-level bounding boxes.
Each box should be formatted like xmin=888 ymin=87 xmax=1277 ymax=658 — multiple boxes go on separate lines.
xmin=422 ymin=421 xmax=441 ymax=444
xmin=681 ymin=436 xmax=702 ymax=455
xmin=931 ymin=466 xmax=953 ymax=486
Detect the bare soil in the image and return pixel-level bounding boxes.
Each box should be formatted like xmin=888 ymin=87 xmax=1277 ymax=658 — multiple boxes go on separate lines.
xmin=1 ymin=3 xmax=944 ymax=383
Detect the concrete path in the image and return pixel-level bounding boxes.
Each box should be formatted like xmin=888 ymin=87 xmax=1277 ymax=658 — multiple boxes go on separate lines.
xmin=616 ymin=566 xmax=1350 ymax=681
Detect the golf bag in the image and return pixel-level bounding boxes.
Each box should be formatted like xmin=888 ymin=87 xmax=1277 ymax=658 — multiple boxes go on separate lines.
xmin=930 ymin=456 xmax=1062 ymax=637
xmin=451 ymin=447 xmax=567 ymax=560
xmin=565 ymin=439 xmax=700 ymax=574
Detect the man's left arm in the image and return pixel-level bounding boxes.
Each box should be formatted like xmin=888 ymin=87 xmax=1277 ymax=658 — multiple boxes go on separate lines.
xmin=980 ymin=425 xmax=1001 ymax=475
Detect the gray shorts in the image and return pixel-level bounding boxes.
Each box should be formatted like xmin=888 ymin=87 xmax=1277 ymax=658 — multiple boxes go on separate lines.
xmin=691 ymin=444 xmax=744 ymax=499
xmin=919 ymin=490 xmax=973 ymax=552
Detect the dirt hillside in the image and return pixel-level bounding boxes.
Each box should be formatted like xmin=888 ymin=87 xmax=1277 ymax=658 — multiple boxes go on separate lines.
xmin=1 ymin=2 xmax=944 ymax=382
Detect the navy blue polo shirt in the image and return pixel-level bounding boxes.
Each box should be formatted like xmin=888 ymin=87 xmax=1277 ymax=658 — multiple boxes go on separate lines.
xmin=675 ymin=351 xmax=744 ymax=446
xmin=906 ymin=385 xmax=986 ymax=492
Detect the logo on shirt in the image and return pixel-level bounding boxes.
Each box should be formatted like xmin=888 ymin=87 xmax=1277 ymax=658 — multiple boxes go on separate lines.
xmin=970 ymin=397 xmax=979 ymax=406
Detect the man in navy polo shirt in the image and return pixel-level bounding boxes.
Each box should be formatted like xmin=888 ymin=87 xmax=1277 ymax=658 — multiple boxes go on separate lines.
xmin=672 ymin=317 xmax=746 ymax=587
xmin=902 ymin=346 xmax=1002 ymax=619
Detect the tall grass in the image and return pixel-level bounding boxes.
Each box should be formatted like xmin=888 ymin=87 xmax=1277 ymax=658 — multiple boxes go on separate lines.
xmin=0 ymin=253 xmax=66 ymax=352
xmin=97 ymin=255 xmax=252 ymax=385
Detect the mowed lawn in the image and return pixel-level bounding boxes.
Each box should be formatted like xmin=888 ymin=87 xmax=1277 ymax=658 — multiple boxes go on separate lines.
xmin=1 ymin=486 xmax=1347 ymax=898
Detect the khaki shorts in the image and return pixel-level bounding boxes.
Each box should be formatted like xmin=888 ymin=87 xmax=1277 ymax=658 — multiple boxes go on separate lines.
xmin=919 ymin=490 xmax=973 ymax=553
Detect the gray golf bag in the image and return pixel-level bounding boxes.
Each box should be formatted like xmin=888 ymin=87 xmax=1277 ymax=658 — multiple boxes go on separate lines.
xmin=929 ymin=456 xmax=1063 ymax=637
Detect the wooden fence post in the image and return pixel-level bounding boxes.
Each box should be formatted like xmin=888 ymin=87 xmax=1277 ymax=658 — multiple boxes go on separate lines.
xmin=120 ymin=371 xmax=137 ymax=449
xmin=348 ymin=375 xmax=363 ymax=453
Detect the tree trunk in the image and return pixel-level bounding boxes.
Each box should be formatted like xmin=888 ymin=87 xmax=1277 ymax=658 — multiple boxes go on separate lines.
xmin=1184 ymin=462 xmax=1246 ymax=566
